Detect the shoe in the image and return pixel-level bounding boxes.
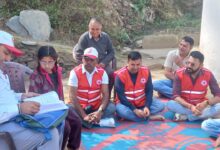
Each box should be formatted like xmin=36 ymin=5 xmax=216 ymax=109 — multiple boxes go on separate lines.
xmin=173 ymin=113 xmax=187 ymax=122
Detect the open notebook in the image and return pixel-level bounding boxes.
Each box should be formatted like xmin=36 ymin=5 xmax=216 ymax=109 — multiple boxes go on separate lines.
xmin=23 ymin=91 xmax=68 ymax=114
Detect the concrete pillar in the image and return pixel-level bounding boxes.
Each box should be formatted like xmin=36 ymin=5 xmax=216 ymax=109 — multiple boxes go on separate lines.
xmin=200 ymin=0 xmax=220 ymax=81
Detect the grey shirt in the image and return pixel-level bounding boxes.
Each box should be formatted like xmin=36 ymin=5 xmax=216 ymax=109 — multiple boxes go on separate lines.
xmin=73 ymin=31 xmax=115 ymax=66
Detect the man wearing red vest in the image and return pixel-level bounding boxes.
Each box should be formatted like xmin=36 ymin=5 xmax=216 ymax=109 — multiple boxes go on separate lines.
xmin=115 ymin=51 xmax=165 ymax=122
xmin=68 ymin=47 xmax=116 ymax=128
xmin=167 ymin=51 xmax=220 ymax=121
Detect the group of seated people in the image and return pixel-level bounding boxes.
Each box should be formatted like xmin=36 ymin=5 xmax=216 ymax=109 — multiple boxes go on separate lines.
xmin=1 ymin=17 xmax=220 ymax=150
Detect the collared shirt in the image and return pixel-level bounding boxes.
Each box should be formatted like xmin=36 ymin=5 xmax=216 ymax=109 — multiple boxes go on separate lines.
xmin=173 ymin=68 xmax=220 ymax=99
xmin=164 ymin=49 xmax=189 ymax=72
xmin=88 ymin=32 xmax=102 ymax=40
xmin=68 ymin=65 xmax=108 ymax=87
xmin=0 ymin=69 xmax=22 ymax=124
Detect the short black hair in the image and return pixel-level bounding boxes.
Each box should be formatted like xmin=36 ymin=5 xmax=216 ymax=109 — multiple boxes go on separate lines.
xmin=190 ymin=51 xmax=204 ymax=63
xmin=182 ymin=36 xmax=194 ymax=46
xmin=128 ymin=51 xmax=142 ymax=61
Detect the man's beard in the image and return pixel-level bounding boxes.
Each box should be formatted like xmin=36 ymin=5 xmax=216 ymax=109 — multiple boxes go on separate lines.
xmin=186 ymin=67 xmax=200 ymax=74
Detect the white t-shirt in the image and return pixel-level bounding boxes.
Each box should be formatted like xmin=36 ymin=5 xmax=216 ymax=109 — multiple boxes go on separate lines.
xmin=68 ymin=65 xmax=108 ymax=87
xmin=164 ymin=49 xmax=189 ymax=72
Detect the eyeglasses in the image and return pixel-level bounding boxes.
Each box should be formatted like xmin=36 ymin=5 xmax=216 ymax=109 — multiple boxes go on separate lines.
xmin=83 ymin=56 xmax=95 ymax=62
xmin=40 ymin=60 xmax=55 ymax=66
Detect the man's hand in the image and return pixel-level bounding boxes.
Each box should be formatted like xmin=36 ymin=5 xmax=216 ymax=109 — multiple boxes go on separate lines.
xmin=89 ymin=111 xmax=103 ymax=124
xmin=133 ymin=109 xmax=147 ymax=119
xmin=196 ymin=101 xmax=208 ymax=112
xmin=190 ymin=105 xmax=201 ymax=116
xmin=21 ymin=92 xmax=40 ymax=100
xmin=83 ymin=115 xmax=93 ymax=123
xmin=20 ymin=101 xmax=40 ymax=115
xmin=143 ymin=107 xmax=150 ymax=117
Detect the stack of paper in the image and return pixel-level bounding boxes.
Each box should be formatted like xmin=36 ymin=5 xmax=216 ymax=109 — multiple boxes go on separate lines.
xmin=23 ymin=91 xmax=68 ymax=114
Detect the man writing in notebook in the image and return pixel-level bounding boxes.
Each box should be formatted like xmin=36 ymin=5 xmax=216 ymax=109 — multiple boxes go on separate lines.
xmin=0 ymin=30 xmax=61 ymax=150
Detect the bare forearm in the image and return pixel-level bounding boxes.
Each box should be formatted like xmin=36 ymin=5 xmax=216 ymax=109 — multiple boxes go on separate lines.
xmin=69 ymin=87 xmax=86 ymax=118
xmin=164 ymin=71 xmax=174 ymax=80
xmin=73 ymin=100 xmax=87 ymax=118
xmin=100 ymin=84 xmax=109 ymax=111
xmin=100 ymin=95 xmax=109 ymax=111
xmin=208 ymin=96 xmax=220 ymax=105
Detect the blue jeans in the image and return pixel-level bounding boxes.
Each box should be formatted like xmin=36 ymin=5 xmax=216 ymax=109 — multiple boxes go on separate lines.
xmin=167 ymin=100 xmax=220 ymax=121
xmin=153 ymin=79 xmax=173 ymax=98
xmin=116 ymin=98 xmax=165 ymax=122
xmin=102 ymin=102 xmax=116 ymax=119
xmin=202 ymin=119 xmax=220 ymax=137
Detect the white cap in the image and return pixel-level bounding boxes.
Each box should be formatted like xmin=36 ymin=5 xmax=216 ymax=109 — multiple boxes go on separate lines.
xmin=0 ymin=30 xmax=24 ymax=57
xmin=83 ymin=47 xmax=98 ymax=59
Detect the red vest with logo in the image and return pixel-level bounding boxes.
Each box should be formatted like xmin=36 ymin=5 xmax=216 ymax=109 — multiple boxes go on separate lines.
xmin=115 ymin=66 xmax=149 ymax=107
xmin=176 ymin=67 xmax=211 ymax=105
xmin=74 ymin=65 xmax=104 ymax=110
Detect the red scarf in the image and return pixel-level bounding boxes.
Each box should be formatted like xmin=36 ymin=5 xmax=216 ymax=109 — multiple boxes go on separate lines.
xmin=39 ymin=66 xmax=64 ymax=100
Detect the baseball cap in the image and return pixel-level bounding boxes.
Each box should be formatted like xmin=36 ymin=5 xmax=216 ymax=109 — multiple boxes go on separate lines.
xmin=83 ymin=47 xmax=98 ymax=59
xmin=0 ymin=30 xmax=24 ymax=57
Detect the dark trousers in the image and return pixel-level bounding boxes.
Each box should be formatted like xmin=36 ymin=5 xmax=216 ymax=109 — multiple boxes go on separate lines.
xmin=62 ymin=106 xmax=82 ymax=150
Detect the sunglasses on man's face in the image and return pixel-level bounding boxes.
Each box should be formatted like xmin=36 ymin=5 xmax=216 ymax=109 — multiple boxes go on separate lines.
xmin=83 ymin=56 xmax=95 ymax=62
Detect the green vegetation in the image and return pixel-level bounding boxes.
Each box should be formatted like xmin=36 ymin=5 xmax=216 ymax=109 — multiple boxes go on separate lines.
xmin=131 ymin=0 xmax=150 ymax=15
xmin=0 ymin=0 xmax=201 ymax=46
xmin=1 ymin=0 xmax=104 ymax=35
xmin=154 ymin=13 xmax=201 ymax=30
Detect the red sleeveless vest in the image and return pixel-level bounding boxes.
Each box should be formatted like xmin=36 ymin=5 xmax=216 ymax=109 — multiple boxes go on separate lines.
xmin=176 ymin=67 xmax=211 ymax=105
xmin=74 ymin=65 xmax=104 ymax=110
xmin=115 ymin=66 xmax=149 ymax=107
